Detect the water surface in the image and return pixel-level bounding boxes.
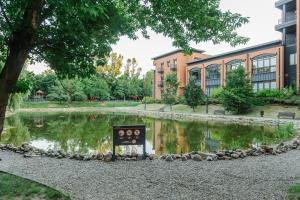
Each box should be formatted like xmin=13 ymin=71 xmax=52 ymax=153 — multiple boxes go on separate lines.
xmin=1 ymin=112 xmax=287 ymax=155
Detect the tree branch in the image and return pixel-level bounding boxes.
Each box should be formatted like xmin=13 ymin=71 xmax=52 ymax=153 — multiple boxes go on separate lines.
xmin=0 ymin=0 xmax=13 ymax=31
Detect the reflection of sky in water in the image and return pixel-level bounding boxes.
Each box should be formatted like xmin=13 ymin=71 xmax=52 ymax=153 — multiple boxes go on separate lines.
xmin=30 ymin=139 xmax=155 ymax=154
xmin=1 ymin=113 xmax=287 ymax=155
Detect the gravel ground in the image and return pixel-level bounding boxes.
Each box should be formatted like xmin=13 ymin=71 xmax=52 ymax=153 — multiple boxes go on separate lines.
xmin=0 ymin=150 xmax=300 ymax=200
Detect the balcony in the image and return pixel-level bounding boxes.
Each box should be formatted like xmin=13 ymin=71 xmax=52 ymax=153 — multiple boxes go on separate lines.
xmin=157 ymin=67 xmax=164 ymax=74
xmin=275 ymin=16 xmax=296 ymax=31
xmin=275 ymin=0 xmax=295 ymax=9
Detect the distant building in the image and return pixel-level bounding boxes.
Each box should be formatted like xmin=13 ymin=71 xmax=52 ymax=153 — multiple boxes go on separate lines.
xmin=152 ymin=0 xmax=300 ymax=99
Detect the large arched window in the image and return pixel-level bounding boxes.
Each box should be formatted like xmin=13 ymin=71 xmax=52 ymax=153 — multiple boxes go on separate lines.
xmin=206 ymin=64 xmax=220 ymax=80
xmin=251 ymin=54 xmax=277 ymax=92
xmin=205 ymin=64 xmax=221 ymax=96
xmin=226 ymin=60 xmax=245 ymax=72
xmin=252 ymin=54 xmax=276 ymax=74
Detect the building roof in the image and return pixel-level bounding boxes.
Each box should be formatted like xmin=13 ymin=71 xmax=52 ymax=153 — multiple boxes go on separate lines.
xmin=152 ymin=48 xmax=205 ymax=60
xmin=187 ymin=40 xmax=283 ymax=65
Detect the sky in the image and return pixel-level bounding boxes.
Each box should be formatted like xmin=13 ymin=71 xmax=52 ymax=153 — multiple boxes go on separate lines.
xmin=28 ymin=0 xmax=282 ymax=75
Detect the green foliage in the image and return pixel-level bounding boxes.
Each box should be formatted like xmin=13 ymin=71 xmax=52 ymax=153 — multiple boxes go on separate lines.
xmin=83 ymin=76 xmax=110 ymax=100
xmin=0 ymin=172 xmax=70 ymax=200
xmin=0 ymin=0 xmax=248 ymax=78
xmin=275 ymin=123 xmax=294 ymax=142
xmin=220 ymin=66 xmax=254 ymax=114
xmin=211 ymin=88 xmax=224 ymax=99
xmin=184 ymin=77 xmax=204 ymax=111
xmin=283 ymin=86 xmax=297 ymax=98
xmin=288 ymin=183 xmax=300 ymax=200
xmin=142 ymin=96 xmax=155 ymax=104
xmin=256 ymin=89 xmax=285 ymax=98
xmin=177 ymin=96 xmax=187 ymax=105
xmin=162 ymin=73 xmax=179 ymax=110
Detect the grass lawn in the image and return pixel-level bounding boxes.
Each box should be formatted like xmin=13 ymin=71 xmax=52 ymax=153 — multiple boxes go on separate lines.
xmin=21 ymin=101 xmax=141 ymax=109
xmin=21 ymin=101 xmax=300 ymax=120
xmin=136 ymin=103 xmax=300 ymax=119
xmin=289 ymin=183 xmax=300 ymax=200
xmin=0 ymin=171 xmax=70 ymax=200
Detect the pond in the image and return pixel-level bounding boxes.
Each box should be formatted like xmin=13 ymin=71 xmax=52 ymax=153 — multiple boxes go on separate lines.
xmin=0 ymin=112 xmax=292 ymax=155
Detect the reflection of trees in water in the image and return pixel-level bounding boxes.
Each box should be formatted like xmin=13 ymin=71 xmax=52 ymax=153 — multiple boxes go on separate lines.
xmin=4 ymin=113 xmax=281 ymax=155
xmin=1 ymin=116 xmax=30 ymax=146
xmin=160 ymin=120 xmax=178 ymax=154
xmin=180 ymin=122 xmax=205 ymax=152
xmin=208 ymin=124 xmax=275 ymax=150
xmin=19 ymin=113 xmax=155 ymax=154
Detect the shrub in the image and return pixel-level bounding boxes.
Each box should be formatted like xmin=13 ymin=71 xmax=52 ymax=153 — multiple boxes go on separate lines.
xmin=142 ymin=96 xmax=155 ymax=104
xmin=220 ymin=66 xmax=254 ymax=114
xmin=176 ymin=96 xmax=187 ymax=105
xmin=211 ymin=88 xmax=223 ymax=99
xmin=255 ymin=89 xmax=285 ymax=98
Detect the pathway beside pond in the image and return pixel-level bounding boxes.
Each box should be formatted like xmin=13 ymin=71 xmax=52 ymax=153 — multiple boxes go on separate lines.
xmin=0 ymin=150 xmax=300 ymax=200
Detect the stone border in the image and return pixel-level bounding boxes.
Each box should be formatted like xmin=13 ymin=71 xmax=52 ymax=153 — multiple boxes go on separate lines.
xmin=1 ymin=139 xmax=300 ymax=162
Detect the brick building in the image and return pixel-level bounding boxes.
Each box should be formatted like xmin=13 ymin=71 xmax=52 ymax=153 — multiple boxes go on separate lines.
xmin=153 ymin=0 xmax=299 ymax=99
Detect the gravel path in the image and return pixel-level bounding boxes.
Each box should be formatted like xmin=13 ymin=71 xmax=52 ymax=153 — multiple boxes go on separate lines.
xmin=1 ymin=150 xmax=300 ymax=200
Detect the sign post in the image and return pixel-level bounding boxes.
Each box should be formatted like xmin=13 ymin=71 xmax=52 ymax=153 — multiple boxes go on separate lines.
xmin=112 ymin=125 xmax=146 ymax=160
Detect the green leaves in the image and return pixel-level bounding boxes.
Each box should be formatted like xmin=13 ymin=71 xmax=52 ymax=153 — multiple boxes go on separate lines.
xmin=0 ymin=0 xmax=249 ymax=79
xmin=184 ymin=77 xmax=205 ymax=111
xmin=220 ymin=66 xmax=254 ymax=114
xmin=162 ymin=73 xmax=179 ymax=110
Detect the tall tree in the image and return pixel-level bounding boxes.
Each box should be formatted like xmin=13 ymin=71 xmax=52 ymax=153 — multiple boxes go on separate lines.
xmin=162 ymin=73 xmax=179 ymax=111
xmin=96 ymin=53 xmax=123 ymax=78
xmin=0 ymin=0 xmax=248 ymax=134
xmin=220 ymin=66 xmax=254 ymax=114
xmin=184 ymin=77 xmax=205 ymax=112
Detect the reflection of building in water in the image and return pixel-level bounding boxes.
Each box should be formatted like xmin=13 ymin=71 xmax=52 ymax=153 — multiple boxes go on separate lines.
xmin=33 ymin=117 xmax=44 ymax=128
xmin=153 ymin=120 xmax=162 ymax=154
xmin=175 ymin=124 xmax=188 ymax=154
xmin=204 ymin=128 xmax=221 ymax=152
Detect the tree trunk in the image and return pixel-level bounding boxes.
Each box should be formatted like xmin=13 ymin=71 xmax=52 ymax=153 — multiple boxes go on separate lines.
xmin=0 ymin=0 xmax=44 ymax=135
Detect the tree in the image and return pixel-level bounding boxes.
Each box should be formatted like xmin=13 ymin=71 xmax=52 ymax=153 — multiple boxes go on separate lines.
xmin=162 ymin=73 xmax=179 ymax=111
xmin=0 ymin=0 xmax=249 ymax=134
xmin=143 ymin=70 xmax=154 ymax=97
xmin=96 ymin=53 xmax=123 ymax=78
xmin=83 ymin=76 xmax=110 ymax=100
xmin=184 ymin=77 xmax=205 ymax=112
xmin=220 ymin=66 xmax=254 ymax=114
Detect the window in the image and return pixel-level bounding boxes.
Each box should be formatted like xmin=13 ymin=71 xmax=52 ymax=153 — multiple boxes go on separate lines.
xmin=227 ymin=60 xmax=245 ymax=72
xmin=290 ymin=53 xmax=297 ymax=65
xmin=252 ymin=55 xmax=276 ymax=74
xmin=206 ymin=86 xmax=220 ymax=96
xmin=270 ymin=82 xmax=276 ymax=89
xmin=190 ymin=68 xmax=201 ymax=81
xmin=173 ymin=59 xmax=177 ymax=68
xmin=167 ymin=61 xmax=171 ymax=68
xmin=252 ymin=81 xmax=277 ymax=92
xmin=206 ymin=64 xmax=220 ymax=80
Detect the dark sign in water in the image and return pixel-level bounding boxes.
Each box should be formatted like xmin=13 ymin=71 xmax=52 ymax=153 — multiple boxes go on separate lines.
xmin=113 ymin=125 xmax=146 ymax=158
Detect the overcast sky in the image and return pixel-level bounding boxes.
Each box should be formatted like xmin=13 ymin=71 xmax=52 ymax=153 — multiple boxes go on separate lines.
xmin=28 ymin=0 xmax=282 ymax=75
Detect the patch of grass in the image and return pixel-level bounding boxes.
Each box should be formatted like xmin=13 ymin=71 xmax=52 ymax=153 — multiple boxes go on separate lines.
xmin=0 ymin=171 xmax=70 ymax=200
xmin=289 ymin=183 xmax=300 ymax=200
xmin=21 ymin=101 xmax=141 ymax=108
